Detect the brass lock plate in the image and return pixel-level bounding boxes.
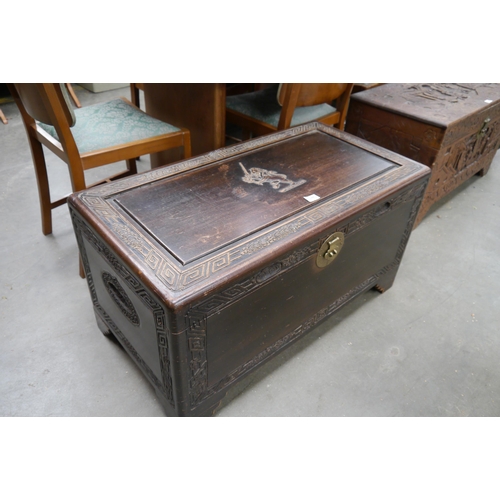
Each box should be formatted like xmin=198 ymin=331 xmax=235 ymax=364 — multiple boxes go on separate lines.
xmin=478 ymin=117 xmax=491 ymax=138
xmin=316 ymin=232 xmax=345 ymax=268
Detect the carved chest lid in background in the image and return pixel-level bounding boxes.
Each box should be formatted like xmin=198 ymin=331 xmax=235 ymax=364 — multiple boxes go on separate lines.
xmin=351 ymin=83 xmax=500 ymax=128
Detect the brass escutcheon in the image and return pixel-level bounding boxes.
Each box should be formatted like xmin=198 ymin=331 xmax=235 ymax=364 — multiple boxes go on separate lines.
xmin=316 ymin=232 xmax=345 ymax=268
xmin=478 ymin=117 xmax=491 ymax=138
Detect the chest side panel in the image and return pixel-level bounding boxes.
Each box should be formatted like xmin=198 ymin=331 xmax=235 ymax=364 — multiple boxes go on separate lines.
xmin=71 ymin=211 xmax=175 ymax=408
xmin=416 ymin=108 xmax=500 ymax=224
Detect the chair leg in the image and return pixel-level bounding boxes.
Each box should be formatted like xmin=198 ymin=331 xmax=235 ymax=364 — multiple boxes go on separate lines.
xmin=241 ymin=129 xmax=252 ymax=141
xmin=0 ymin=107 xmax=7 ymax=124
xmin=126 ymin=158 xmax=138 ymax=175
xmin=28 ymin=135 xmax=53 ymax=235
xmin=128 ymin=86 xmax=141 ymax=162
xmin=183 ymin=131 xmax=192 ymax=159
xmin=131 ymin=85 xmax=141 ymax=160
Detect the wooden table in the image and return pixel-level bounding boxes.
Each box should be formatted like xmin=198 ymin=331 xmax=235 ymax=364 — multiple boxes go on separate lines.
xmin=142 ymin=83 xmax=226 ymax=167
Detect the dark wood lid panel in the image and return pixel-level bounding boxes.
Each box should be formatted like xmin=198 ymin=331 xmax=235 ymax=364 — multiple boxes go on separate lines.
xmin=114 ymin=130 xmax=396 ymax=264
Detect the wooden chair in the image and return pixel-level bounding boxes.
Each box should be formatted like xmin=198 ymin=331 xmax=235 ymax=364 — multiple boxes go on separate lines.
xmin=9 ymin=83 xmax=191 ymax=274
xmin=225 ymin=83 xmax=354 ymax=139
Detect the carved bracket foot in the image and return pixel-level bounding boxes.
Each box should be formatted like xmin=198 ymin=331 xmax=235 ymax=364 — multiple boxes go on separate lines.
xmin=95 ymin=311 xmax=113 ymax=337
xmin=373 ymin=267 xmax=398 ymax=294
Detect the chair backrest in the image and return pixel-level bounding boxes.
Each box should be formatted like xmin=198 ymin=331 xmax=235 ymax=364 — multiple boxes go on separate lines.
xmin=13 ymin=83 xmax=76 ymax=127
xmin=9 ymin=83 xmax=82 ymax=161
xmin=275 ymin=83 xmax=354 ymax=130
xmin=277 ymin=83 xmax=350 ymax=107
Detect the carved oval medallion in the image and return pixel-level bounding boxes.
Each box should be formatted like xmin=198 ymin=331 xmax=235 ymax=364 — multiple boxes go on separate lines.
xmin=102 ymin=272 xmax=140 ymax=326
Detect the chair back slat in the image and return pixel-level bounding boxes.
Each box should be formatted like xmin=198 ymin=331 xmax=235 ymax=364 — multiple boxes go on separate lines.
xmin=14 ymin=84 xmax=76 ymax=127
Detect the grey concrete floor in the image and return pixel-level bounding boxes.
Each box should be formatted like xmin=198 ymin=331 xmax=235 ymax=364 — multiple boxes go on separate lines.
xmin=1 ymin=86 xmax=499 ymax=417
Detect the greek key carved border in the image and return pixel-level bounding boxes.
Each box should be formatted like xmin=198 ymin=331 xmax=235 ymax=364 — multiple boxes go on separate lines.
xmin=71 ymin=211 xmax=174 ymax=406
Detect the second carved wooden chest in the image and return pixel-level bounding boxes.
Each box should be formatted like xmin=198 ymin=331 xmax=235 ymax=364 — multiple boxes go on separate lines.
xmin=68 ymin=122 xmax=430 ymax=416
xmin=346 ymin=83 xmax=500 ymax=226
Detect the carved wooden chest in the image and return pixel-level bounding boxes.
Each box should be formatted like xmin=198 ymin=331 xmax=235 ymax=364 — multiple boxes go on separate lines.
xmin=346 ymin=83 xmax=500 ymax=226
xmin=68 ymin=122 xmax=430 ymax=416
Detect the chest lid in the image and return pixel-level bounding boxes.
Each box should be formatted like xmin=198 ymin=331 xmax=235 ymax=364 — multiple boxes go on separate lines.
xmin=114 ymin=129 xmax=394 ymax=265
xmin=69 ymin=122 xmax=429 ymax=305
xmin=351 ymin=83 xmax=500 ymax=128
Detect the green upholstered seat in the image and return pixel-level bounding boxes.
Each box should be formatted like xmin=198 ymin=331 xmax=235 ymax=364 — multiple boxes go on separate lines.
xmin=38 ymin=98 xmax=180 ymax=154
xmin=225 ymin=84 xmax=337 ymax=128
